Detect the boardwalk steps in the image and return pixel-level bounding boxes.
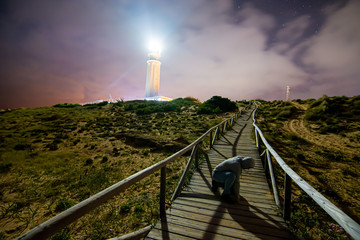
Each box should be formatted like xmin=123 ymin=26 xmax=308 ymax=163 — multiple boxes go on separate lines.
xmin=146 ymin=108 xmax=293 ymax=240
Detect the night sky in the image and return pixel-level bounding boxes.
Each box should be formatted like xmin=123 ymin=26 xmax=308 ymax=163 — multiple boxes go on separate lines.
xmin=0 ymin=0 xmax=359 ymax=109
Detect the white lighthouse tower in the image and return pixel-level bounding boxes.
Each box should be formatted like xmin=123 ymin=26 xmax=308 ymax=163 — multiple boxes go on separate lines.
xmin=145 ymin=41 xmax=161 ymax=98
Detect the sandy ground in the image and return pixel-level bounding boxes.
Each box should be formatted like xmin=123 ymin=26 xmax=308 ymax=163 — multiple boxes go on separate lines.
xmin=284 ymin=102 xmax=359 ymax=157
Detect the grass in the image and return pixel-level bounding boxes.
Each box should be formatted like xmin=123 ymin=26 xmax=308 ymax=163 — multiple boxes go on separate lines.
xmin=0 ymin=97 xmax=238 ymax=239
xmin=256 ymin=96 xmax=360 ymax=240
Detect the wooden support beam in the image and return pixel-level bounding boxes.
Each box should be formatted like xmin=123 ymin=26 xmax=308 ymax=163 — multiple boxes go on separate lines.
xmin=267 ymin=149 xmax=280 ymax=208
xmin=160 ymin=167 xmax=166 ymax=219
xmin=283 ymin=173 xmax=292 ymax=221
xmin=171 ymin=145 xmax=198 ymax=202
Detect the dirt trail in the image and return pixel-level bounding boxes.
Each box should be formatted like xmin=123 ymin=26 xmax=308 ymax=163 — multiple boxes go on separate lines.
xmin=284 ymin=102 xmax=359 ymax=156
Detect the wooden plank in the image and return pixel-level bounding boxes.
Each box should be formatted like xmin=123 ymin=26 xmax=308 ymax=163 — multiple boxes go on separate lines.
xmin=148 ymin=220 xmax=243 ymax=240
xmin=172 ymin=198 xmax=286 ymax=222
xmin=178 ymin=189 xmax=276 ymax=205
xmin=159 ymin=214 xmax=286 ymax=240
xmin=184 ymin=184 xmax=272 ymax=196
xmin=189 ymin=175 xmax=269 ymax=186
xmin=164 ymin=209 xmax=291 ymax=239
xmin=146 ymin=224 xmax=197 ymax=240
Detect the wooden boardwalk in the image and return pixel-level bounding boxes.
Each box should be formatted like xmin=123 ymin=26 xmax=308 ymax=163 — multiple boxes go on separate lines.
xmin=146 ymin=108 xmax=293 ymax=240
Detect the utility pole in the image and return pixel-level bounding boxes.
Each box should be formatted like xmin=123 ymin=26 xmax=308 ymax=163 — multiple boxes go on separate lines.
xmin=286 ymin=86 xmax=290 ymax=101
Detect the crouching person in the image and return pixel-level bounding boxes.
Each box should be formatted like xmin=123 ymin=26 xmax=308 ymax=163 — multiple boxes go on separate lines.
xmin=211 ymin=156 xmax=255 ymax=203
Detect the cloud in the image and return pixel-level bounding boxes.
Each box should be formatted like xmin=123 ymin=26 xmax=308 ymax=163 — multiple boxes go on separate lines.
xmin=269 ymin=0 xmax=360 ymax=99
xmin=273 ymin=16 xmax=310 ymax=54
xmin=301 ymin=0 xmax=360 ymax=77
xmin=161 ymin=3 xmax=307 ymax=101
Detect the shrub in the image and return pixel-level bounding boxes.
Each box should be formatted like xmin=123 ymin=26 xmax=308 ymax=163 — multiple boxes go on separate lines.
xmin=0 ymin=232 xmax=5 ymax=240
xmin=276 ymin=105 xmax=296 ymax=119
xmin=55 ymin=198 xmax=73 ymax=212
xmin=0 ymin=163 xmax=12 ymax=174
xmin=198 ymin=96 xmax=237 ymax=114
xmin=120 ymin=204 xmax=131 ymax=213
xmin=14 ymin=144 xmax=31 ymax=150
xmin=53 ymin=103 xmax=80 ymax=108
xmin=83 ymin=101 xmax=108 ymax=109
xmin=134 ymin=205 xmax=145 ymax=213
xmin=101 ymin=156 xmax=108 ymax=163
xmin=50 ymin=228 xmax=71 ymax=240
xmin=84 ymin=158 xmax=93 ymax=166
xmin=46 ymin=142 xmax=59 ymax=151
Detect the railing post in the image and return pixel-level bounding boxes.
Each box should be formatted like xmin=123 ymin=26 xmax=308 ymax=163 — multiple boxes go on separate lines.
xmin=160 ymin=167 xmax=166 ymax=219
xmin=209 ymin=131 xmax=213 ymax=149
xmin=264 ymin=148 xmax=269 ymax=174
xmin=267 ymin=149 xmax=280 ymax=208
xmin=195 ymin=147 xmax=199 ymax=169
xmin=255 ymin=128 xmax=259 ymax=148
xmin=283 ymin=173 xmax=292 ymax=221
xmin=212 ymin=127 xmax=218 ymax=146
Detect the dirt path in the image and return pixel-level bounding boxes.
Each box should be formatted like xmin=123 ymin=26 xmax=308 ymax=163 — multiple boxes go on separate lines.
xmin=284 ymin=102 xmax=359 ymax=157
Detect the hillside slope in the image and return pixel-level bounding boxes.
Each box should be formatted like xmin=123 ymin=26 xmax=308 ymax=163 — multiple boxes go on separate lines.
xmin=0 ymin=98 xmax=239 ymax=239
xmin=256 ymin=95 xmax=360 ymax=239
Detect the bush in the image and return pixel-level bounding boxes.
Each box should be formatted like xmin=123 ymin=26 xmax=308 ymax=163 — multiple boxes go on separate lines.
xmin=171 ymin=97 xmax=199 ymax=107
xmin=46 ymin=142 xmax=59 ymax=151
xmin=84 ymin=158 xmax=93 ymax=166
xmin=304 ymin=95 xmax=360 ymax=133
xmin=101 ymin=156 xmax=108 ymax=163
xmin=197 ymin=96 xmax=237 ymax=114
xmin=276 ymin=105 xmax=296 ymax=119
xmin=83 ymin=101 xmax=108 ymax=109
xmin=0 ymin=163 xmax=12 ymax=174
xmin=50 ymin=228 xmax=71 ymax=240
xmin=120 ymin=204 xmax=131 ymax=213
xmin=55 ymin=198 xmax=74 ymax=212
xmin=53 ymin=103 xmax=80 ymax=108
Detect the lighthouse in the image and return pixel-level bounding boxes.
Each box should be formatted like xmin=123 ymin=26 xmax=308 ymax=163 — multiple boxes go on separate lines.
xmin=145 ymin=41 xmax=161 ymax=98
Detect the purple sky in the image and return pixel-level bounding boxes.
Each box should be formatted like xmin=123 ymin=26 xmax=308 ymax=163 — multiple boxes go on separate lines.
xmin=0 ymin=0 xmax=359 ymax=108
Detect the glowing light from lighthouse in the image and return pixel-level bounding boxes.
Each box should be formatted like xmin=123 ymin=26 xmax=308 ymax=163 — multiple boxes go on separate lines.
xmin=148 ymin=38 xmax=162 ymax=56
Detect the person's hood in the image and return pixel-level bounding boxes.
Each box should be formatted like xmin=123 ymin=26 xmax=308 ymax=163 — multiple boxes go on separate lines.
xmin=241 ymin=157 xmax=255 ymax=169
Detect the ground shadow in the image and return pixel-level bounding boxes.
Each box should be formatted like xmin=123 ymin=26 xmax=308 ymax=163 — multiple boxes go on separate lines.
xmin=211 ymin=147 xmax=230 ymax=159
xmin=226 ymin=196 xmax=292 ymax=239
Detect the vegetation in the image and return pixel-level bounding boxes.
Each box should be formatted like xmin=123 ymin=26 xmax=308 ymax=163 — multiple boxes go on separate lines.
xmin=2 ymin=94 xmax=357 ymax=239
xmin=198 ymin=96 xmax=238 ymax=114
xmin=0 ymin=96 xmax=237 ymax=239
xmin=255 ymin=95 xmax=360 ymax=240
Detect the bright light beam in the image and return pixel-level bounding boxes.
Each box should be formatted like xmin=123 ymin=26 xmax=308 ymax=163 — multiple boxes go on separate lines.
xmin=148 ymin=38 xmax=162 ymax=54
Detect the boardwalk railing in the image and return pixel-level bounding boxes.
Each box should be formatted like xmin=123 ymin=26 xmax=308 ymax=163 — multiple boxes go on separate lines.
xmin=252 ymin=102 xmax=360 ymax=240
xmin=16 ymin=106 xmax=250 ymax=240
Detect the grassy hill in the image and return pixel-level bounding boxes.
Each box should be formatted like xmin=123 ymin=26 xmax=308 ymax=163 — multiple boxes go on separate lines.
xmin=0 ymin=97 xmax=239 ymax=239
xmin=255 ymin=95 xmax=360 ymax=239
xmin=1 ymin=95 xmax=359 ymax=239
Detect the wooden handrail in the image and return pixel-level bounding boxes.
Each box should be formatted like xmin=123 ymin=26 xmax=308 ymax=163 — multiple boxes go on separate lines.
xmin=252 ymin=102 xmax=360 ymax=240
xmin=16 ymin=109 xmax=244 ymax=240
